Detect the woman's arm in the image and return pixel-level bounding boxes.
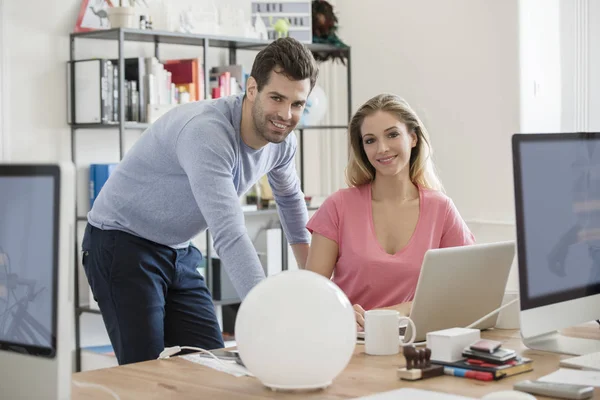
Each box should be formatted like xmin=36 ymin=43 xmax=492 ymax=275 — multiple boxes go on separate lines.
xmin=440 ymin=198 xmax=476 ymax=247
xmin=305 ymin=233 xmax=338 ymax=279
xmin=307 ymin=233 xmax=373 ymax=330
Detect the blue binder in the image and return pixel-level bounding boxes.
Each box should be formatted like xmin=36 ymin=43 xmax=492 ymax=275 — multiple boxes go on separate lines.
xmin=89 ymin=164 xmax=117 ymax=208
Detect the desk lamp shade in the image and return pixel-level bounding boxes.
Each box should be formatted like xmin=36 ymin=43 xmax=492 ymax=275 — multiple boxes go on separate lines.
xmin=235 ymin=270 xmax=356 ymax=391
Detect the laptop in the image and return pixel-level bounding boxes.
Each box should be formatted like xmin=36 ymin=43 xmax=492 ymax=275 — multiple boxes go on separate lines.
xmin=404 ymin=241 xmax=516 ymax=343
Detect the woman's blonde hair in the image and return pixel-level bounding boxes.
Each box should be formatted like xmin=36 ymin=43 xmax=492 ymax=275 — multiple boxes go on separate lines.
xmin=345 ymin=93 xmax=443 ymax=191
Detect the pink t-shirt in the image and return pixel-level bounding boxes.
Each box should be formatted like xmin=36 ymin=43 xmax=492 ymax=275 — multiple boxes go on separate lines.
xmin=306 ymin=183 xmax=475 ymax=310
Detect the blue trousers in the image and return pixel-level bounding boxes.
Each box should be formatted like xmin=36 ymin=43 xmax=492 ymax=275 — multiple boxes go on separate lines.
xmin=81 ymin=224 xmax=224 ymax=365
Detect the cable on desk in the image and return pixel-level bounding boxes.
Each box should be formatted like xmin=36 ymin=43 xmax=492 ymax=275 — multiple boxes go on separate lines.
xmin=465 ymin=297 xmax=520 ymax=329
xmin=158 ymin=346 xmax=252 ymax=376
xmin=73 ymin=380 xmax=121 ymax=400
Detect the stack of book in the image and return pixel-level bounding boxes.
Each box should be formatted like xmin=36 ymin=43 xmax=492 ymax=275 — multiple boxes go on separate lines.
xmin=433 ymin=343 xmax=534 ymax=381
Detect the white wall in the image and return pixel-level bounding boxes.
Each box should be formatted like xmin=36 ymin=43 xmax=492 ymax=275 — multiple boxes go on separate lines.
xmin=519 ymin=0 xmax=562 ymax=133
xmin=4 ymin=0 xmax=72 ymax=162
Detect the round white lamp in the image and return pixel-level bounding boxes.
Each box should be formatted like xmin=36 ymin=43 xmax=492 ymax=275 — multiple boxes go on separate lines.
xmin=235 ymin=270 xmax=356 ymax=391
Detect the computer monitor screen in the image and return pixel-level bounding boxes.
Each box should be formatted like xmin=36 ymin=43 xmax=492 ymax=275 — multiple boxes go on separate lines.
xmin=0 ymin=166 xmax=59 ymax=357
xmin=514 ymin=133 xmax=600 ymax=310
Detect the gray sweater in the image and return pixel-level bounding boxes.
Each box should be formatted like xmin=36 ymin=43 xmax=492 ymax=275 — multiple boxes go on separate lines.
xmin=88 ymin=94 xmax=310 ymax=298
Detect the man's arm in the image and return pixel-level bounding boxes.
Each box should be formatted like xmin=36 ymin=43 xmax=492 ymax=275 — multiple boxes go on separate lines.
xmin=176 ymin=116 xmax=265 ymax=299
xmin=291 ymin=243 xmax=309 ymax=269
xmin=267 ymin=135 xmax=311 ymax=268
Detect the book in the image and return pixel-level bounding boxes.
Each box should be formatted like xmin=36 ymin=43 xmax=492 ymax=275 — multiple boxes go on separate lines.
xmin=432 ymin=356 xmax=533 ymax=380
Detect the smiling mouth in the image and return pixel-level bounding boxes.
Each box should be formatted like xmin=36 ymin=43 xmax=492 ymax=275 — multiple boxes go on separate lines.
xmin=377 ymin=155 xmax=397 ymax=164
xmin=271 ymin=120 xmax=289 ymax=131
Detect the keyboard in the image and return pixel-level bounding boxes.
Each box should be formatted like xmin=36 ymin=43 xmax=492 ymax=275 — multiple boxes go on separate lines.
xmin=559 ymin=351 xmax=600 ymax=371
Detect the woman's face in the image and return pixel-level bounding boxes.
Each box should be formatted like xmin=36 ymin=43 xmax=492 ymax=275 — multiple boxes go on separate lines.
xmin=360 ymin=110 xmax=417 ymax=179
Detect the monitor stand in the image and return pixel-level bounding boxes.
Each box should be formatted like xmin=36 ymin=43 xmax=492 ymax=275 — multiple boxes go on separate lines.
xmin=523 ymin=331 xmax=600 ymax=356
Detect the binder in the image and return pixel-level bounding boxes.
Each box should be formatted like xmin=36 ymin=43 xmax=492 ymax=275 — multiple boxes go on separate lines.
xmin=89 ymin=164 xmax=117 ymax=208
xmin=67 ymin=58 xmax=114 ymax=124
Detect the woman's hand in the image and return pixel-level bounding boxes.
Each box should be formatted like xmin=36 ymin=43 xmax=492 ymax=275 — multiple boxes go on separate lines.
xmin=395 ymin=301 xmax=413 ymax=317
xmin=353 ymin=304 xmax=366 ymax=331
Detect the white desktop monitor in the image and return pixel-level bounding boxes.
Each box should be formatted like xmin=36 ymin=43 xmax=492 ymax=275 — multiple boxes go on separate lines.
xmin=513 ymin=132 xmax=600 ymax=355
xmin=0 ymin=163 xmax=75 ymax=399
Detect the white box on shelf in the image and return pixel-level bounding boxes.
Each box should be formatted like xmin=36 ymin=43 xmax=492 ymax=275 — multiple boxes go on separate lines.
xmin=426 ymin=327 xmax=480 ymax=363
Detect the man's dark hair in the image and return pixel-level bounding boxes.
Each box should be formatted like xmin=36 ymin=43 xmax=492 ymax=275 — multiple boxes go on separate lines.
xmin=250 ymin=37 xmax=319 ymax=92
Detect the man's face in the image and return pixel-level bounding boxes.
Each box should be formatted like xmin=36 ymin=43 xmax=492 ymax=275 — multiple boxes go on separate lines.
xmin=247 ymin=69 xmax=311 ymax=144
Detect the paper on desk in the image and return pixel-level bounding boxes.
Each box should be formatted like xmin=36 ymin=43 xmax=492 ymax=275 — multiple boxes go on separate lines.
xmin=354 ymin=388 xmax=476 ymax=400
xmin=538 ymin=368 xmax=600 ymax=387
xmin=181 ymin=354 xmax=253 ymax=378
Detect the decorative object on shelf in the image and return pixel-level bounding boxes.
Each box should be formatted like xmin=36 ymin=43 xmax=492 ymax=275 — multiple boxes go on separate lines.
xmin=235 ymin=270 xmax=355 ymax=391
xmin=252 ymin=12 xmax=268 ymax=40
xmin=139 ymin=15 xmax=153 ymax=29
xmin=269 ymin=16 xmax=290 ymax=39
xmin=107 ymin=5 xmax=137 ymax=28
xmin=311 ymin=0 xmax=348 ymax=64
xmin=178 ymin=0 xmax=219 ymax=35
xmin=178 ymin=8 xmax=196 ymax=33
xmin=75 ymin=0 xmax=114 ymax=32
xmin=300 ymin=84 xmax=328 ymax=126
xmin=251 ymin=1 xmax=312 ymax=43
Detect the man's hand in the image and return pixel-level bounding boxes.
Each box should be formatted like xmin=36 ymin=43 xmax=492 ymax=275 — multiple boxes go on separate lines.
xmin=353 ymin=304 xmax=366 ymax=331
xmin=291 ymin=243 xmax=309 ymax=269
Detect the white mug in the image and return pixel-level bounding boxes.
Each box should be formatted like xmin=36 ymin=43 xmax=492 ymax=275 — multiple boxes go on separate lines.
xmin=364 ymin=310 xmax=416 ymax=356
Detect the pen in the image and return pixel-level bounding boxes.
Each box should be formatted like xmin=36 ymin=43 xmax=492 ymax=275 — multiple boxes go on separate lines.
xmin=443 ymin=366 xmax=494 ymax=381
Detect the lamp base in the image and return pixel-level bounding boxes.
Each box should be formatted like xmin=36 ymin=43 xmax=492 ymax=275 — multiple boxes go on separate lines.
xmin=265 ymin=381 xmax=332 ymax=392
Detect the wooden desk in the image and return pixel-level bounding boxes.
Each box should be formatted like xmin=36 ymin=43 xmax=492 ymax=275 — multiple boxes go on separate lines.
xmin=72 ymin=324 xmax=600 ymax=399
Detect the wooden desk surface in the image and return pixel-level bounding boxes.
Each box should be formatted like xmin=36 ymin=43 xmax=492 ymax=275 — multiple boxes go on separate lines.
xmin=72 ymin=324 xmax=600 ymax=399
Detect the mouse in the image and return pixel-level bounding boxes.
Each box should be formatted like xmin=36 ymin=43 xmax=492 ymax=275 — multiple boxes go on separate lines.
xmin=481 ymin=390 xmax=536 ymax=400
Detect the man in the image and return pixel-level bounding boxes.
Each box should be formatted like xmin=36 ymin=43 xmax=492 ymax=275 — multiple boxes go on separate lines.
xmin=82 ymin=37 xmax=319 ymax=365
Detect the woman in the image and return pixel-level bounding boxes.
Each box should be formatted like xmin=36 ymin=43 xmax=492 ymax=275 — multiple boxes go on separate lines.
xmin=305 ymin=93 xmax=475 ymax=329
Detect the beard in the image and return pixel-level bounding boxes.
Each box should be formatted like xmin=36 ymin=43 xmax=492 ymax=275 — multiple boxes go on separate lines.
xmin=252 ymin=100 xmax=295 ymax=144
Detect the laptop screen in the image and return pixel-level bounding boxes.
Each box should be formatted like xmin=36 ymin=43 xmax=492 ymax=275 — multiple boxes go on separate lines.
xmin=0 ymin=166 xmax=59 ymax=357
